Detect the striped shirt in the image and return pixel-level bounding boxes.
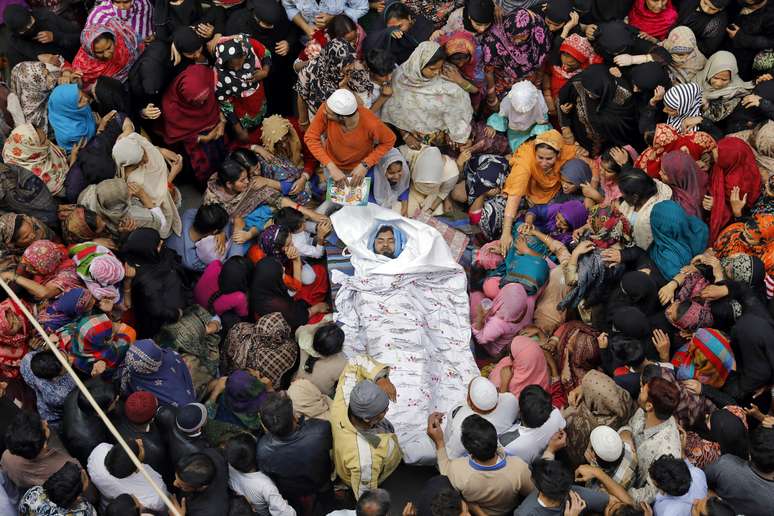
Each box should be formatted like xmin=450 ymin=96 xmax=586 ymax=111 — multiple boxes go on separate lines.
xmin=86 ymin=0 xmax=154 ymax=40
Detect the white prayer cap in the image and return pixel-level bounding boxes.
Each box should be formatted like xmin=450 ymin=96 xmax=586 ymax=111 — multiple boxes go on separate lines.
xmin=468 ymin=376 xmax=498 ymax=412
xmin=590 ymin=425 xmax=623 ymax=462
xmin=327 ymin=89 xmax=358 ymax=116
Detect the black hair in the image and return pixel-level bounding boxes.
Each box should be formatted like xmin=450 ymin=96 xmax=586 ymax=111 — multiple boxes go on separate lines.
xmin=674 ymin=299 xmax=693 ymax=323
xmin=608 ymin=506 xmax=646 ymax=516
xmin=105 ymin=494 xmax=140 ymax=516
xmin=641 ymin=363 xmax=662 ymax=385
xmin=259 ymin=393 xmax=294 ymax=438
xmin=375 ymin=225 xmax=394 ymax=239
xmin=519 ymin=385 xmax=552 ymax=428
xmin=705 ymin=497 xmax=736 ymax=516
xmin=30 ymin=350 xmax=62 ymax=380
xmin=305 ymin=323 xmax=345 ymax=373
xmin=430 ymin=487 xmax=464 ymax=516
xmin=5 ymin=411 xmax=46 ymax=459
xmin=77 ymin=378 xmax=116 ymax=414
xmin=217 ymin=159 xmax=247 ymax=187
xmin=649 ymin=455 xmax=691 ymax=497
xmin=275 ymin=207 xmax=305 ymax=232
xmin=600 ymin=148 xmax=627 ymax=173
xmin=94 ymin=32 xmax=116 ymax=46
xmin=366 ymin=48 xmax=396 ymax=76
xmin=618 ymin=169 xmax=658 ymax=208
xmin=532 ymin=459 xmax=572 ymax=502
xmin=424 ymin=47 xmax=447 ymax=68
xmin=193 ymin=204 xmax=228 ymax=235
xmin=385 ymin=2 xmax=413 ymax=21
xmin=132 ymin=265 xmax=186 ymax=338
xmin=43 ymin=462 xmax=83 ymax=509
xmin=326 ymin=14 xmax=357 ymax=39
xmin=206 ymin=255 xmax=253 ymax=314
xmin=83 ymin=208 xmax=100 ymax=233
xmin=356 ymin=489 xmax=391 ymax=516
xmin=469 ymin=264 xmax=487 ymax=292
xmin=230 ymin=497 xmax=259 ymax=516
xmin=176 ymin=452 xmax=216 ymax=490
xmin=610 ymin=335 xmax=645 ymax=367
xmin=230 ymin=148 xmax=259 ymax=171
xmin=750 ymin=426 xmax=774 ymax=473
xmin=105 ymin=440 xmax=139 ymax=479
xmin=268 ymin=226 xmax=291 ymax=254
xmin=460 ymin=414 xmax=497 ymax=461
xmin=225 ymin=433 xmax=258 ymax=473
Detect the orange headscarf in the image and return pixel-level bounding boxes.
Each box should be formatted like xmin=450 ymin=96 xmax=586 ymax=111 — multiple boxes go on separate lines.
xmin=504 ymin=130 xmax=579 ymax=204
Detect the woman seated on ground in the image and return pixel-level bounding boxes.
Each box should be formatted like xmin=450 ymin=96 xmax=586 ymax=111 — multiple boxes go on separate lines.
xmin=77 ymin=178 xmax=167 ymax=239
xmin=2 ymin=123 xmax=70 ymax=198
xmin=634 ymin=123 xmax=717 ymax=178
xmin=225 ymin=311 xmax=299 ymax=388
xmin=0 ymin=213 xmax=55 ymax=260
xmin=456 ymin=154 xmax=510 ymax=241
xmin=213 ymin=33 xmax=271 ymax=143
xmin=249 ymin=257 xmax=328 ymax=331
xmin=658 ymin=150 xmax=706 ymax=218
xmin=257 ymin=115 xmax=316 ymax=202
xmin=0 ymin=298 xmax=30 ymax=379
xmin=69 ymin=242 xmax=129 ymax=313
xmin=9 ymin=61 xmax=60 ymax=134
xmin=558 ymin=64 xmax=639 ymax=157
xmin=46 ymin=84 xmax=97 ymax=154
xmin=69 ymin=20 xmax=140 ymax=89
xmin=616 ymin=168 xmax=673 ymax=251
xmin=698 ymin=51 xmax=754 ymax=131
xmin=54 ymin=313 xmax=134 ymax=377
xmin=293 ymin=322 xmax=347 ymax=398
xmin=205 ymin=369 xmax=270 ymax=435
xmin=1 ymin=240 xmax=81 ymax=303
xmin=372 ymin=148 xmax=410 ymax=215
xmin=556 ymin=158 xmax=600 ymax=206
xmin=382 ymin=41 xmax=473 ymax=151
xmin=481 ymin=80 xmax=552 ymax=156
xmin=165 ymin=203 xmax=247 ymax=273
xmin=295 ymin=14 xmax=364 ymax=70
xmin=112 ymin=132 xmax=183 ymax=239
xmin=159 ymin=63 xmax=228 ymax=186
xmin=471 ymin=282 xmax=535 ymax=358
xmin=119 ymin=339 xmax=196 ymax=408
xmin=498 ymin=129 xmax=580 ymax=254
xmin=437 ymin=30 xmax=485 ymax=112
xmin=194 ymin=256 xmax=253 ymax=326
xmin=400 ymin=145 xmax=459 ymax=216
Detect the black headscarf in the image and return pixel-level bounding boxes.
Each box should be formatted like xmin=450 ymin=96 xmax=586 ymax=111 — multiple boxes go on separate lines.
xmin=579 ymin=64 xmax=617 ymax=110
xmin=593 ymin=21 xmax=636 ymax=62
xmin=219 ymin=256 xmax=252 ymax=294
xmin=676 ymin=0 xmax=728 ymax=55
xmin=611 ymin=306 xmax=652 ymax=340
xmin=250 ymin=0 xmax=283 ymax=25
xmin=572 ymin=0 xmax=632 ymax=24
xmin=630 ymin=62 xmax=672 ymax=95
xmin=727 ymin=314 xmax=774 ymax=402
xmin=610 ymin=271 xmax=660 ymax=317
xmin=249 ymin=257 xmax=310 ymax=330
xmin=75 ymin=113 xmax=124 ymax=188
xmin=545 ymin=0 xmax=573 ymax=24
xmin=173 ymin=26 xmax=203 ymax=54
xmin=93 ymin=77 xmax=131 ymax=117
xmin=709 ymin=408 xmax=749 ymax=460
xmin=4 ymin=5 xmax=31 ymax=34
xmin=463 ymin=0 xmax=494 ymax=31
xmin=121 ymin=228 xmax=162 ymax=266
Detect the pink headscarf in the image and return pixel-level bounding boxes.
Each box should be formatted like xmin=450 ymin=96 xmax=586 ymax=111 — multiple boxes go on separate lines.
xmin=661 ymin=150 xmax=706 ymax=218
xmin=488 ymin=336 xmax=550 ymax=398
xmin=476 ymin=241 xmax=504 ymax=270
xmin=476 ymin=284 xmax=536 ymax=357
xmin=86 ymin=254 xmax=125 ymax=300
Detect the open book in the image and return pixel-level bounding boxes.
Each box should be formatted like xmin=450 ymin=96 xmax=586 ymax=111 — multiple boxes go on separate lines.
xmin=326 ymin=177 xmax=371 ymax=206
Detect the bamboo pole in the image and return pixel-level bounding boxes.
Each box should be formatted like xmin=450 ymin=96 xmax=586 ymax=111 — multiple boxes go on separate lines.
xmin=0 ymin=277 xmax=182 ymax=516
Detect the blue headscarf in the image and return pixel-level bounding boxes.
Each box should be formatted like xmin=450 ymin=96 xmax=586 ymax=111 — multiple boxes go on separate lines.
xmin=369 ymin=224 xmax=406 ymax=258
xmin=649 ymin=200 xmax=708 ymax=279
xmin=47 ymin=84 xmax=97 ymax=152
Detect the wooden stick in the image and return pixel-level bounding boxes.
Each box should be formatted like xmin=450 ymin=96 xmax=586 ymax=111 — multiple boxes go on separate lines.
xmin=0 ymin=277 xmax=182 ymax=516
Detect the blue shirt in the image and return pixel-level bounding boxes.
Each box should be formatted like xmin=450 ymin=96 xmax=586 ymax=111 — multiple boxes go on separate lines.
xmin=653 ymin=461 xmax=707 ymax=516
xmin=166 ymin=209 xmax=246 ymax=272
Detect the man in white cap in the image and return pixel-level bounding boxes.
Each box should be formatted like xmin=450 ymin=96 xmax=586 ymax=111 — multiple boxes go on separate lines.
xmin=444 ymin=376 xmax=518 ymax=459
xmin=330 ymin=355 xmax=401 ymax=499
xmin=304 ymin=88 xmax=396 ymax=188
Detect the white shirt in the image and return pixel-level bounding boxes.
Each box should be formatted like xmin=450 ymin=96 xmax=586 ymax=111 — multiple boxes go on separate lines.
xmin=292 ymin=231 xmax=324 ymax=259
xmin=444 ymin=393 xmax=519 ymax=459
xmin=228 ymin=466 xmax=296 ymax=516
xmin=502 ymin=408 xmax=566 ymax=465
xmin=86 ymin=443 xmax=169 ymax=512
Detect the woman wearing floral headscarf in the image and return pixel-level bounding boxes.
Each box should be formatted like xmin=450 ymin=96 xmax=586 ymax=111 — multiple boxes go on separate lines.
xmin=662 ymin=26 xmax=707 ymax=84
xmin=9 ymin=61 xmax=59 ymax=133
xmin=0 ymin=299 xmax=30 ymax=379
xmin=2 ymin=123 xmax=70 ymax=197
xmin=213 ymin=33 xmax=271 ymax=142
xmin=635 ymin=123 xmax=717 ymax=178
xmin=0 ymin=240 xmax=81 ymax=302
xmin=70 ymin=20 xmax=140 ymax=89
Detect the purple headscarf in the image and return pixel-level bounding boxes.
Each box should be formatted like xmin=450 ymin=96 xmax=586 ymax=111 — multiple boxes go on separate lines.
xmin=547 ymin=200 xmax=589 ymax=245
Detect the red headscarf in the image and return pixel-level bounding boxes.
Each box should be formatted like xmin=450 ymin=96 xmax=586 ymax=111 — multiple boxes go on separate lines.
xmin=635 ymin=123 xmax=717 ymax=178
xmin=0 ymin=299 xmax=29 ymax=379
xmin=627 ymin=0 xmax=678 ymax=41
xmin=161 ymin=64 xmax=222 ymax=144
xmin=709 ymin=137 xmax=762 ymax=244
xmin=550 ymin=33 xmax=601 ymax=98
xmin=71 ymin=20 xmax=139 ymax=89
xmin=662 ymin=150 xmax=706 ymax=218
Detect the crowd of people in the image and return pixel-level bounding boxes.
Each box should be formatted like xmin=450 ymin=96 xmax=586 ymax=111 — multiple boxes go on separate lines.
xmin=0 ymin=0 xmax=773 ymax=513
